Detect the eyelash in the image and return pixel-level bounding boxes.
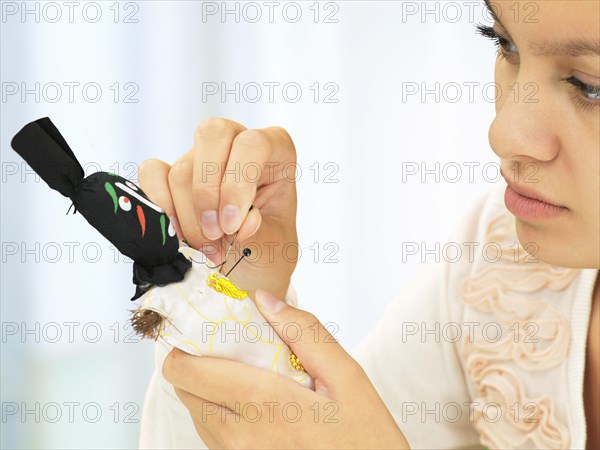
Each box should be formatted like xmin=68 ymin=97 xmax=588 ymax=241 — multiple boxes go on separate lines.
xmin=475 ymin=24 xmax=517 ymax=62
xmin=475 ymin=23 xmax=600 ymax=112
xmin=561 ymin=76 xmax=600 ymax=112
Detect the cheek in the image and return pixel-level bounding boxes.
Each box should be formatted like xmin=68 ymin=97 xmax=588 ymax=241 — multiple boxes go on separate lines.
xmin=563 ymin=122 xmax=600 ymax=213
xmin=582 ymin=157 xmax=600 ymax=233
xmin=575 ymin=170 xmax=600 ymax=268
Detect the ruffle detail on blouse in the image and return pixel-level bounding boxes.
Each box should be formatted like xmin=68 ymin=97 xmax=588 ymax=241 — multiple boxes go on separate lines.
xmin=460 ymin=210 xmax=578 ymax=449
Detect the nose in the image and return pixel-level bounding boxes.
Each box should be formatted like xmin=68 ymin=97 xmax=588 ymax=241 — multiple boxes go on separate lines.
xmin=488 ymin=72 xmax=561 ymax=165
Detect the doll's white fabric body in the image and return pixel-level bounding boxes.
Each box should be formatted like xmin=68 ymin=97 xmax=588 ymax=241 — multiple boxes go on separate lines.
xmin=134 ymin=244 xmax=314 ymax=390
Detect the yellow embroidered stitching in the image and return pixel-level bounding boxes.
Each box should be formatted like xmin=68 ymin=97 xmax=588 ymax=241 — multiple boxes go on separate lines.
xmin=206 ymin=273 xmax=248 ymax=299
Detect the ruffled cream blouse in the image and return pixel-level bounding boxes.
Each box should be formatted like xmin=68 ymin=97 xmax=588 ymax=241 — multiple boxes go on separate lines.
xmin=352 ymin=184 xmax=598 ymax=449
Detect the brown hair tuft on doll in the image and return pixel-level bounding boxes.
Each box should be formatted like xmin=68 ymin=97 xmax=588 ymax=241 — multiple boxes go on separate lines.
xmin=130 ymin=308 xmax=165 ymax=340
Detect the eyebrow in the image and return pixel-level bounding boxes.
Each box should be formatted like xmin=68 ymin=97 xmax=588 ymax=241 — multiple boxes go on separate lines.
xmin=483 ymin=0 xmax=600 ymax=57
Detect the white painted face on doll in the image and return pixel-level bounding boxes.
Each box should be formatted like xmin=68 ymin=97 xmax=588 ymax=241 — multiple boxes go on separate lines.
xmin=115 ymin=181 xmax=165 ymax=213
xmin=115 ymin=181 xmax=178 ymax=238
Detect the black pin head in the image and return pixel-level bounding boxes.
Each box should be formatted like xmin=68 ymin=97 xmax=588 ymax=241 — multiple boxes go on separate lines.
xmin=225 ymin=247 xmax=252 ymax=277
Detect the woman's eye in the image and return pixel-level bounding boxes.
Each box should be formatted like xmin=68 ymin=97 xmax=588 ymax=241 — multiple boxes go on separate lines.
xmin=475 ymin=24 xmax=519 ymax=62
xmin=582 ymin=84 xmax=600 ymax=101
xmin=119 ymin=196 xmax=132 ymax=211
xmin=498 ymin=37 xmax=518 ymax=59
xmin=562 ymin=76 xmax=600 ymax=111
xmin=476 ymin=23 xmax=599 ymax=113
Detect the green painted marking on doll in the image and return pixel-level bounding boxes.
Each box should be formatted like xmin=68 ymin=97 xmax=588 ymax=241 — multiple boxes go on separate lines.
xmin=160 ymin=214 xmax=166 ymax=245
xmin=104 ymin=182 xmax=118 ymax=213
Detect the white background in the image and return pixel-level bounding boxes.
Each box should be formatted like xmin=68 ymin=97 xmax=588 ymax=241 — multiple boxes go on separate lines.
xmin=1 ymin=1 xmax=500 ymax=448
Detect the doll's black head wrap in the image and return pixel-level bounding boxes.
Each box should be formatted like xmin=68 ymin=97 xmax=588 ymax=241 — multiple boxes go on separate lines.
xmin=11 ymin=117 xmax=191 ymax=300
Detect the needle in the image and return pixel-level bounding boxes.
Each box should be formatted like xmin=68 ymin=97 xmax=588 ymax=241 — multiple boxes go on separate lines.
xmin=225 ymin=248 xmax=252 ymax=277
xmin=219 ymin=231 xmax=238 ymax=274
xmin=219 ymin=204 xmax=254 ymax=274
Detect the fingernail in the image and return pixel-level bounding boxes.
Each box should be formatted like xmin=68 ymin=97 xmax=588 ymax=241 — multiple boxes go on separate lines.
xmin=221 ymin=204 xmax=242 ymax=235
xmin=168 ymin=215 xmax=184 ymax=240
xmin=256 ymin=290 xmax=286 ymax=313
xmin=200 ymin=210 xmax=223 ymax=240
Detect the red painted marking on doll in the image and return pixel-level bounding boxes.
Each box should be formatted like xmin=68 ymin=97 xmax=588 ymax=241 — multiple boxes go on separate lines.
xmin=137 ymin=205 xmax=146 ymax=237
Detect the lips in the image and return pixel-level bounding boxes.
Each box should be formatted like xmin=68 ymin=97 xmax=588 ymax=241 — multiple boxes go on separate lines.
xmin=504 ymin=183 xmax=569 ymax=221
xmin=509 ymin=184 xmax=563 ymax=207
xmin=500 ymin=170 xmax=569 ymax=221
xmin=500 ymin=171 xmax=565 ymax=207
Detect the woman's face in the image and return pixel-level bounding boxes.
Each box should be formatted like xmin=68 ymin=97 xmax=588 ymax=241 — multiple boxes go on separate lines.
xmin=485 ymin=0 xmax=599 ymax=269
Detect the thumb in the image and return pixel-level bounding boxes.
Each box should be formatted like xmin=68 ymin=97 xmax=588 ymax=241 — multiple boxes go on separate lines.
xmin=254 ymin=289 xmax=355 ymax=387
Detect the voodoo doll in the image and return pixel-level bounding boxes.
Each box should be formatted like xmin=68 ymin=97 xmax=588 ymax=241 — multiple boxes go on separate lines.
xmin=11 ymin=117 xmax=313 ymax=389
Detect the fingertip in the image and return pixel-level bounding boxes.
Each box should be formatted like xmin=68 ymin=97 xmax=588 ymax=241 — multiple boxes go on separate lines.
xmin=168 ymin=347 xmax=188 ymax=365
xmin=220 ymin=204 xmax=242 ymax=235
xmin=138 ymin=158 xmax=171 ymax=190
xmin=171 ymin=346 xmax=184 ymax=356
xmin=199 ymin=209 xmax=224 ymax=241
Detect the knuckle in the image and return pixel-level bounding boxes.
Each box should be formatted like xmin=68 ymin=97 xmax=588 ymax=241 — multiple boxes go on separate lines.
xmin=168 ymin=160 xmax=192 ymax=186
xmin=271 ymin=125 xmax=293 ymax=143
xmin=233 ymin=129 xmax=271 ymax=152
xmin=270 ymin=126 xmax=297 ymax=157
xmin=138 ymin=158 xmax=166 ymax=187
xmin=196 ymin=117 xmax=238 ymax=138
xmin=220 ymin=180 xmax=248 ymax=199
xmin=347 ymin=359 xmax=367 ymax=380
xmin=289 ymin=309 xmax=319 ymax=335
xmin=300 ymin=310 xmax=320 ymax=327
xmin=191 ymin=181 xmax=220 ymax=201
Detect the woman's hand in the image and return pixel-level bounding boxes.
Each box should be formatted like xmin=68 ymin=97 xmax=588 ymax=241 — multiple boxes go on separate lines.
xmin=138 ymin=118 xmax=299 ymax=299
xmin=162 ymin=290 xmax=411 ymax=449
